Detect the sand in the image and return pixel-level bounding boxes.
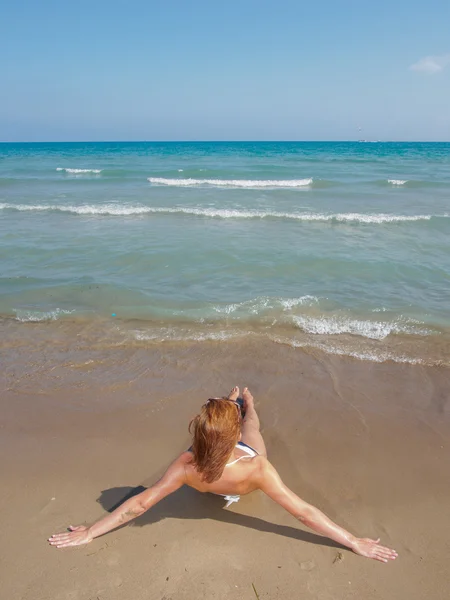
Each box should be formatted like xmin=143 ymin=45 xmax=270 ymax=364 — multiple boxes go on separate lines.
xmin=1 ymin=333 xmax=450 ymax=600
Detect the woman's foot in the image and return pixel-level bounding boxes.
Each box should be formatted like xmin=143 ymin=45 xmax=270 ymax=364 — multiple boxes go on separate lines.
xmin=227 ymin=386 xmax=240 ymax=401
xmin=242 ymin=387 xmax=254 ymax=411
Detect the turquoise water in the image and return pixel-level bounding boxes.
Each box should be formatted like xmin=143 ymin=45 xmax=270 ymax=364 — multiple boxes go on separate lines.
xmin=1 ymin=141 xmax=449 ymax=362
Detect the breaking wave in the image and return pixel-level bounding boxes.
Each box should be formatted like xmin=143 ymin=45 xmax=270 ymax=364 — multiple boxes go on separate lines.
xmin=0 ymin=203 xmax=151 ymax=216
xmin=14 ymin=308 xmax=75 ymax=322
xmin=147 ymin=177 xmax=313 ymax=188
xmin=133 ymin=329 xmax=238 ymax=343
xmin=56 ymin=168 xmax=102 ymax=174
xmin=0 ymin=202 xmax=447 ymax=224
xmin=270 ymin=336 xmax=425 ymax=365
xmin=292 ymin=314 xmax=430 ymax=340
xmin=211 ymin=295 xmax=320 ymax=315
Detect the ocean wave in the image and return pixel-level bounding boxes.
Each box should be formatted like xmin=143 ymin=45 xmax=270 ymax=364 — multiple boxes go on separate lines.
xmin=14 ymin=308 xmax=75 ymax=322
xmin=133 ymin=329 xmax=239 ymax=343
xmin=56 ymin=167 xmax=102 ymax=174
xmin=280 ymin=295 xmax=320 ymax=309
xmin=146 ymin=209 xmax=440 ymax=224
xmin=212 ymin=295 xmax=320 ymax=316
xmin=292 ymin=315 xmax=429 ymax=340
xmin=5 ymin=309 xmax=444 ymax=365
xmin=271 ymin=336 xmax=425 ymax=364
xmin=318 ymin=344 xmax=424 ymax=365
xmin=313 ymin=213 xmax=436 ymax=224
xmin=147 ymin=177 xmax=313 ymax=188
xmin=131 ymin=326 xmax=432 ymax=365
xmin=0 ymin=202 xmax=151 ymax=216
xmin=375 ymin=178 xmax=447 ymax=189
xmin=0 ymin=203 xmax=446 ymax=224
xmin=1 ymin=202 xmax=447 ymax=224
xmin=388 ymin=179 xmax=407 ymax=185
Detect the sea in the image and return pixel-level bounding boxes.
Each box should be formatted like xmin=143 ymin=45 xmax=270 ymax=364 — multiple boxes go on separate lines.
xmin=1 ymin=141 xmax=449 ymax=366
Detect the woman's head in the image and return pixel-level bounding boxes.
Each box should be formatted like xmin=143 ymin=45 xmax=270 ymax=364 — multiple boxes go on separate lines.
xmin=189 ymin=398 xmax=242 ymax=483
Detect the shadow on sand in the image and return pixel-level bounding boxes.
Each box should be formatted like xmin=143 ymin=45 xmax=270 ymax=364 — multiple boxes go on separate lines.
xmin=97 ymin=485 xmax=343 ymax=550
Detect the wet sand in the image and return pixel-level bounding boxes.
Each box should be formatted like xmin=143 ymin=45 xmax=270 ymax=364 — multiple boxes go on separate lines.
xmin=1 ymin=332 xmax=450 ymax=600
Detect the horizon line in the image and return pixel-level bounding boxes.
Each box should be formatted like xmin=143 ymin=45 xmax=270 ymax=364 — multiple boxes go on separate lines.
xmin=1 ymin=139 xmax=449 ymax=144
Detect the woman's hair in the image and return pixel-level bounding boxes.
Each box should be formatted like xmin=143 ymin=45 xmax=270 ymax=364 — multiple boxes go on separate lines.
xmin=189 ymin=398 xmax=241 ymax=483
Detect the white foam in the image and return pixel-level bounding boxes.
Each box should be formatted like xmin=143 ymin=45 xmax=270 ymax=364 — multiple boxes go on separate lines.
xmin=212 ymin=297 xmax=271 ymax=316
xmin=212 ymin=303 xmax=242 ymax=315
xmin=292 ymin=315 xmax=429 ymax=340
xmin=56 ymin=168 xmax=102 ymax=174
xmin=132 ymin=326 xmax=429 ymax=365
xmin=268 ymin=335 xmax=425 ymax=365
xmin=147 ymin=177 xmax=313 ymax=188
xmin=321 ymin=345 xmax=424 ymax=365
xmin=0 ymin=203 xmax=152 ymax=216
xmin=131 ymin=326 xmax=433 ymax=365
xmin=133 ymin=329 xmax=238 ymax=342
xmin=388 ymin=179 xmax=407 ymax=185
xmin=320 ymin=213 xmax=430 ymax=223
xmin=280 ymin=296 xmax=320 ymax=310
xmin=132 ymin=325 xmax=429 ymax=365
xmin=0 ymin=203 xmax=446 ymax=223
xmin=14 ymin=308 xmax=74 ymax=322
xmin=132 ymin=207 xmax=441 ymax=224
xmin=212 ymin=295 xmax=321 ymax=316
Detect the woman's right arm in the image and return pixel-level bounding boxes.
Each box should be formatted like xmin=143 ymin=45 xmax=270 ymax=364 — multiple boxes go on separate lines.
xmin=256 ymin=457 xmax=398 ymax=563
xmin=48 ymin=454 xmax=187 ymax=548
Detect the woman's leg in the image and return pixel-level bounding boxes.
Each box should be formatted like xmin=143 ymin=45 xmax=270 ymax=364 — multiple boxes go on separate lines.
xmin=240 ymin=388 xmax=267 ymax=457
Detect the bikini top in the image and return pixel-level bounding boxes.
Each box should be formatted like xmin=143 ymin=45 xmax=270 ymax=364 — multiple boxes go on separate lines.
xmin=225 ymin=441 xmax=258 ymax=467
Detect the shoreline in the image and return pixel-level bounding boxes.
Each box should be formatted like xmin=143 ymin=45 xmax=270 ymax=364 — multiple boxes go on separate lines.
xmin=2 ymin=317 xmax=449 ymax=368
xmin=1 ymin=337 xmax=450 ymax=599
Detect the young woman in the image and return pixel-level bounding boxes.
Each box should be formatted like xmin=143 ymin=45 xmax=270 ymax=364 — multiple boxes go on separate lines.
xmin=49 ymin=387 xmax=398 ymax=563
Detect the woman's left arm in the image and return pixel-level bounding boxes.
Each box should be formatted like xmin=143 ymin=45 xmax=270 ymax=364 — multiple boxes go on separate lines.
xmin=255 ymin=457 xmax=398 ymax=563
xmin=48 ymin=455 xmax=187 ymax=548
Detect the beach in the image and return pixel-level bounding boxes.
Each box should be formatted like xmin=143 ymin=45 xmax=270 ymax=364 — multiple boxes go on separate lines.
xmin=1 ymin=141 xmax=450 ymax=598
xmin=1 ymin=327 xmax=450 ymax=600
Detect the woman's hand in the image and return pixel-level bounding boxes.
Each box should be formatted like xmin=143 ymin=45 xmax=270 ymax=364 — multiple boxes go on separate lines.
xmin=351 ymin=537 xmax=398 ymax=562
xmin=48 ymin=525 xmax=93 ymax=548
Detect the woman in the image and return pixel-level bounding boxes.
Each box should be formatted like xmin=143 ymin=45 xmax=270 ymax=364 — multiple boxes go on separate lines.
xmin=49 ymin=386 xmax=398 ymax=563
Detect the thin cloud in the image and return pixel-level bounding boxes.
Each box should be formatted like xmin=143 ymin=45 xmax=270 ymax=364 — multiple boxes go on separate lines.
xmin=410 ymin=54 xmax=450 ymax=74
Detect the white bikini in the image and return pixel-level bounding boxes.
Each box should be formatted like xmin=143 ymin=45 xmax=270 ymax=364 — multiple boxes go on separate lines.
xmin=225 ymin=441 xmax=258 ymax=466
xmin=221 ymin=441 xmax=258 ymax=507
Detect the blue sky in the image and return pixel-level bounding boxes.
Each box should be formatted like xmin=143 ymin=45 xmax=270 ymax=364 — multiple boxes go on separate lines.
xmin=1 ymin=0 xmax=449 ymax=141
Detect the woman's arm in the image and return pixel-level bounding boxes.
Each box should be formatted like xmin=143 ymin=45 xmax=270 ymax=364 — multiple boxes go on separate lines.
xmin=48 ymin=456 xmax=187 ymax=548
xmin=256 ymin=458 xmax=398 ymax=563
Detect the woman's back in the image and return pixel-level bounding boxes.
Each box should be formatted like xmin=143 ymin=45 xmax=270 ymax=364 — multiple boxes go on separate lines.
xmin=182 ymin=442 xmax=263 ymax=497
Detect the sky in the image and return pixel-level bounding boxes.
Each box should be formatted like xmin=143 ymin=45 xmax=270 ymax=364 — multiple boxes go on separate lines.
xmin=1 ymin=0 xmax=450 ymax=141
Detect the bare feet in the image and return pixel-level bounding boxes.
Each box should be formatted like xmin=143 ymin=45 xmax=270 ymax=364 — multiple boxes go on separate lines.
xmin=242 ymin=387 xmax=254 ymax=412
xmin=227 ymin=386 xmax=240 ymax=401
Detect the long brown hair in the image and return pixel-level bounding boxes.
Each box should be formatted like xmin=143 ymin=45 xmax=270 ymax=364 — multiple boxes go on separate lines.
xmin=189 ymin=398 xmax=241 ymax=483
